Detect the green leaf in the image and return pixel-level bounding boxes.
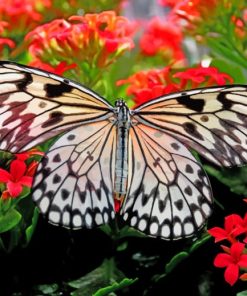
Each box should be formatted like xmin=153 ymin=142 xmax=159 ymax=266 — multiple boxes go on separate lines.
xmin=0 ymin=209 xmax=22 ymax=233
xmin=165 ymin=251 xmax=189 ymax=274
xmin=35 ymin=283 xmax=59 ymax=294
xmin=189 ymin=234 xmax=211 ymax=253
xmin=25 ymin=207 xmax=39 ymax=245
xmin=207 ymin=37 xmax=247 ymax=69
xmin=204 ymin=165 xmax=247 ymax=195
xmin=210 ymin=59 xmax=246 ymax=84
xmin=93 ymin=278 xmax=137 ymax=296
xmin=237 ymin=291 xmax=247 ymax=296
xmin=68 ymin=259 xmax=132 ymax=296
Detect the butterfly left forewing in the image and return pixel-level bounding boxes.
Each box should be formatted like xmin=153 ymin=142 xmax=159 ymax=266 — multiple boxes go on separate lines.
xmin=121 ymin=122 xmax=212 ymax=240
xmin=33 ymin=118 xmax=117 ymax=229
xmin=0 ymin=61 xmax=114 ymax=152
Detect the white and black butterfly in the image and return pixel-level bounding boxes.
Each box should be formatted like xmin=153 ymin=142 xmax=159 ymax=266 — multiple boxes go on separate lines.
xmin=0 ymin=61 xmax=246 ymax=240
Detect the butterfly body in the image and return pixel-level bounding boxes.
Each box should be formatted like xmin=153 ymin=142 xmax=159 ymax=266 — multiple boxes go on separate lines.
xmin=114 ymin=100 xmax=131 ymax=203
xmin=1 ymin=61 xmax=247 ymax=240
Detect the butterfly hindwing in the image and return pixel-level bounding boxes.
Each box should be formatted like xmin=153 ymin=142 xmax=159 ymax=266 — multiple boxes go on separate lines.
xmin=121 ymin=122 xmax=212 ymax=240
xmin=32 ymin=118 xmax=117 ymax=228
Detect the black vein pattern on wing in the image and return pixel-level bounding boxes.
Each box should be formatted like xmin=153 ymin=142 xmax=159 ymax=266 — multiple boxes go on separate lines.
xmin=122 ymin=124 xmax=212 ymax=239
xmin=34 ymin=120 xmax=116 ymax=229
xmin=135 ymin=112 xmax=246 ymax=167
xmin=0 ymin=70 xmax=114 ymax=152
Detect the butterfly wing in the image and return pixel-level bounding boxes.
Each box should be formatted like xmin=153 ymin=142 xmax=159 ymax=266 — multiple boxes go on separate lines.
xmin=121 ymin=122 xmax=212 ymax=240
xmin=133 ymin=85 xmax=247 ymax=167
xmin=0 ymin=61 xmax=117 ymax=228
xmin=33 ymin=119 xmax=117 ymax=228
xmin=0 ymin=61 xmax=114 ymax=152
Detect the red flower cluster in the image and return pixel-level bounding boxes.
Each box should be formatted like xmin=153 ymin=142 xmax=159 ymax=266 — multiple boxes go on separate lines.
xmin=0 ymin=21 xmax=15 ymax=55
xmin=25 ymin=11 xmax=136 ymax=79
xmin=0 ymin=0 xmax=50 ymax=33
xmin=139 ymin=17 xmax=185 ymax=64
xmin=0 ymin=149 xmax=43 ymax=200
xmin=208 ymin=213 xmax=247 ymax=286
xmin=117 ymin=65 xmax=233 ymax=106
xmin=160 ymin=0 xmax=217 ymax=22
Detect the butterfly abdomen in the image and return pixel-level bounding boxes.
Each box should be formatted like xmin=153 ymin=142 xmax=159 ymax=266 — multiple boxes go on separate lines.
xmin=114 ymin=100 xmax=130 ymax=208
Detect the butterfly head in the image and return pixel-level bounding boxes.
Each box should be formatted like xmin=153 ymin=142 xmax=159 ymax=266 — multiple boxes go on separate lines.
xmin=115 ymin=99 xmax=130 ymax=127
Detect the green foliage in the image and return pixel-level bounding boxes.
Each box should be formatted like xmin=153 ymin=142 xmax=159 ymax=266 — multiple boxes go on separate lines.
xmin=68 ymin=259 xmax=137 ymax=296
xmin=205 ymin=165 xmax=247 ymax=195
xmin=0 ymin=208 xmax=21 ymax=233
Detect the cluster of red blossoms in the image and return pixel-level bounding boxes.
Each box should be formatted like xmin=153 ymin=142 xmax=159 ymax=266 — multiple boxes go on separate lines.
xmin=208 ymin=213 xmax=247 ymax=286
xmin=0 ymin=150 xmax=43 ymax=200
xmin=25 ymin=11 xmax=136 ymax=78
xmin=117 ymin=65 xmax=233 ymax=106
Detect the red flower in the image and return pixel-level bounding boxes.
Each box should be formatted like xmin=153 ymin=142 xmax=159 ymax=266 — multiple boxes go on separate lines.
xmin=117 ymin=67 xmax=180 ymax=106
xmin=208 ymin=214 xmax=246 ymax=244
xmin=15 ymin=148 xmax=44 ymax=162
xmin=214 ymin=242 xmax=247 ymax=286
xmin=0 ymin=159 xmax=33 ymax=198
xmin=29 ymin=59 xmax=77 ymax=75
xmin=25 ymin=11 xmax=136 ymax=83
xmin=174 ymin=0 xmax=217 ymax=20
xmin=117 ymin=65 xmax=234 ymax=106
xmin=173 ymin=66 xmax=234 ymax=89
xmin=0 ymin=21 xmax=15 ymax=56
xmin=0 ymin=0 xmax=51 ymax=33
xmin=158 ymin=0 xmax=177 ymax=7
xmin=139 ymin=17 xmax=185 ymax=64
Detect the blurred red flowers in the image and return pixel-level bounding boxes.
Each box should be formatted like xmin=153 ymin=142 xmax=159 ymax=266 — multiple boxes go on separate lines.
xmin=25 ymin=11 xmax=136 ymax=81
xmin=0 ymin=0 xmax=50 ymax=33
xmin=117 ymin=65 xmax=233 ymax=106
xmin=159 ymin=0 xmax=217 ymax=31
xmin=140 ymin=17 xmax=185 ymax=64
xmin=214 ymin=242 xmax=247 ymax=286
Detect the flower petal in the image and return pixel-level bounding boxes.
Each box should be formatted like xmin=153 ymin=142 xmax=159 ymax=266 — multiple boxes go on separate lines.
xmin=7 ymin=181 xmax=23 ymax=197
xmin=225 ymin=214 xmax=243 ymax=232
xmin=208 ymin=227 xmax=227 ymax=242
xmin=224 ymin=263 xmax=239 ymax=286
xmin=10 ymin=160 xmax=26 ymax=180
xmin=19 ymin=176 xmax=33 ymax=187
xmin=214 ymin=253 xmax=233 ymax=267
xmin=238 ymin=255 xmax=247 ymax=268
xmin=0 ymin=168 xmax=11 ymax=182
xmin=230 ymin=242 xmax=245 ymax=259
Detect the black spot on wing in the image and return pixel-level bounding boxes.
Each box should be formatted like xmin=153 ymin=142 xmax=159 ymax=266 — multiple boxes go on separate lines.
xmin=42 ymin=111 xmax=64 ymax=128
xmin=183 ymin=122 xmax=204 ymax=140
xmin=45 ymin=83 xmax=73 ymax=97
xmin=16 ymin=73 xmax=33 ymax=90
xmin=61 ymin=189 xmax=70 ymax=200
xmin=177 ymin=95 xmax=205 ymax=112
xmin=217 ymin=92 xmax=233 ymax=109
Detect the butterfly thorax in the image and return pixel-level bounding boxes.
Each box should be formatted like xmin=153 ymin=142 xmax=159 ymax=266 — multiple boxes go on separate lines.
xmin=114 ymin=100 xmax=131 ymax=211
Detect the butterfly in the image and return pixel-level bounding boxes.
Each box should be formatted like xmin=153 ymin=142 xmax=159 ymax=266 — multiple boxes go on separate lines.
xmin=0 ymin=61 xmax=246 ymax=240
